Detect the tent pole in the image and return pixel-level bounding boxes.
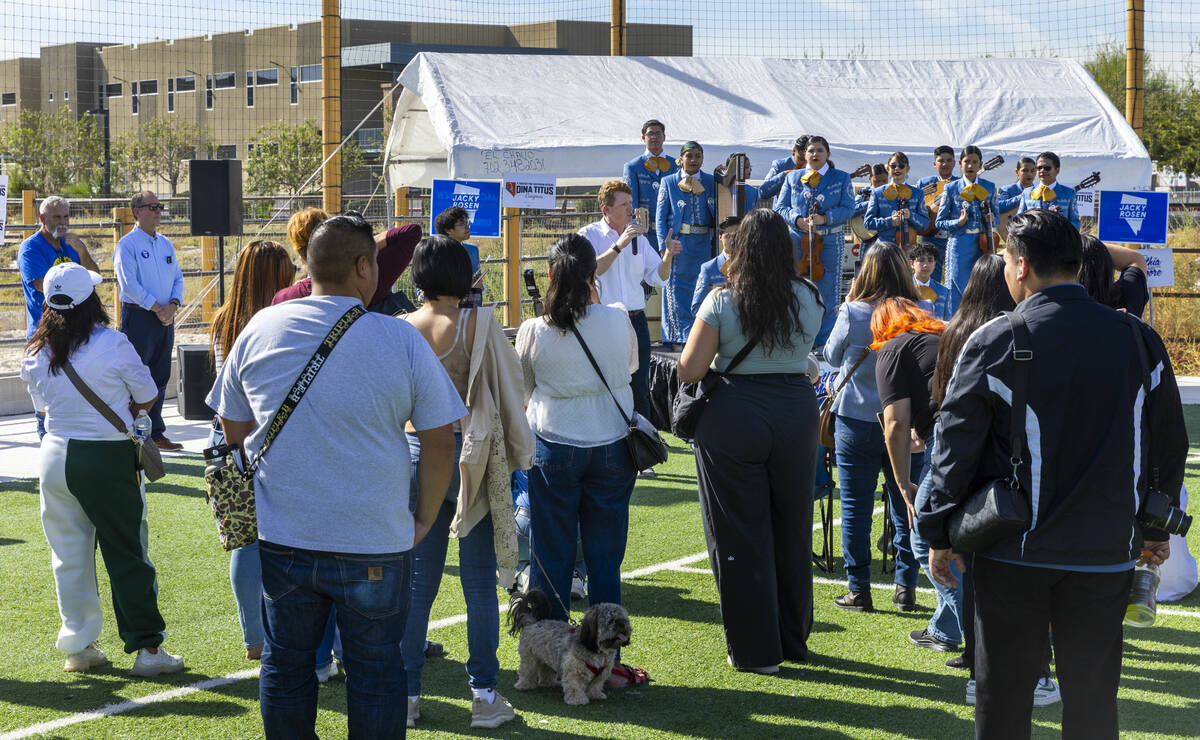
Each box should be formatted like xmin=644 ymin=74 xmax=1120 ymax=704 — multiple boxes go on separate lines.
xmin=611 ymin=0 xmax=626 ymax=56
xmin=321 ymin=0 xmax=342 ymax=213
xmin=1125 ymin=0 xmax=1144 ymax=136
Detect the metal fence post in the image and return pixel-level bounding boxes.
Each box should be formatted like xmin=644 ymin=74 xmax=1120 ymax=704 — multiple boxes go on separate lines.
xmin=201 ymin=235 xmax=217 ymax=321
xmin=503 ymin=208 xmax=522 ymax=327
xmin=22 ymin=189 xmax=35 ymax=238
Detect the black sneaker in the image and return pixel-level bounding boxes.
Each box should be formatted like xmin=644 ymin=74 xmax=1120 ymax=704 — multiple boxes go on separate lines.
xmin=945 ymin=653 xmax=971 ymax=670
xmin=833 ymin=591 xmax=874 ymax=612
xmin=892 ymin=585 xmax=918 ymax=612
xmin=909 ymin=629 xmax=958 ymax=652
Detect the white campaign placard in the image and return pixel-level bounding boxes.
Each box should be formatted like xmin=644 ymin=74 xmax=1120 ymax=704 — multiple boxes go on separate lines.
xmin=0 ymin=175 xmax=8 ymax=247
xmin=501 ymin=173 xmax=556 ymax=209
xmin=1137 ymin=248 xmax=1174 ymax=288
xmin=1075 ymin=187 xmax=1095 ymax=218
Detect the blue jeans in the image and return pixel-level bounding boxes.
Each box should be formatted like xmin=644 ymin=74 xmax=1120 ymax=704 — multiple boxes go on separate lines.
xmin=834 ymin=415 xmax=921 ymax=593
xmin=35 ymin=411 xmax=46 ymax=440
xmin=402 ymin=432 xmax=499 ymax=695
xmin=910 ymin=432 xmax=963 ymax=645
xmin=258 ymin=540 xmax=411 ymax=739
xmin=515 ymin=507 xmax=587 ymax=580
xmin=528 ymin=435 xmax=636 ymax=621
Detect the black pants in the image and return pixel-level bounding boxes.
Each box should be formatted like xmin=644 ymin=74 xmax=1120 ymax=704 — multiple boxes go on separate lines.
xmin=973 ymin=556 xmax=1132 ymax=740
xmin=121 ymin=305 xmax=174 ymax=439
xmin=693 ymin=373 xmax=816 ymax=668
xmin=629 ymin=310 xmax=652 ymax=420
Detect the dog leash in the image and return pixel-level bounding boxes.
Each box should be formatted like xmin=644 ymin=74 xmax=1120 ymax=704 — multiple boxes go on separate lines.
xmin=516 ymin=526 xmax=578 ymax=626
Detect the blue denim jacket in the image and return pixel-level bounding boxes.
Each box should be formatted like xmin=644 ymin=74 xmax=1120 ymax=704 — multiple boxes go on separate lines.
xmin=824 ymin=301 xmax=881 ymax=423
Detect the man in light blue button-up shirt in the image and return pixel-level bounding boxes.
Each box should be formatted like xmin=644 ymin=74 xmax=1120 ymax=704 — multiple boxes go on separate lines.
xmin=114 ymin=190 xmax=186 ymax=450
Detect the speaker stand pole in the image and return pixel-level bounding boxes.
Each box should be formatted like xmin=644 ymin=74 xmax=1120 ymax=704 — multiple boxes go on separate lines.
xmin=218 ymin=235 xmax=226 ymax=305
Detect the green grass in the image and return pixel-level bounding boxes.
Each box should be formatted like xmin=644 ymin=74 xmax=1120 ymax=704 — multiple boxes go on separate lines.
xmin=1 ymin=413 xmax=1199 ymax=739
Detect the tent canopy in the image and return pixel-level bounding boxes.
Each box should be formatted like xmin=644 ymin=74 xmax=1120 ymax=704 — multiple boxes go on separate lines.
xmin=385 ymin=53 xmax=1151 ymax=190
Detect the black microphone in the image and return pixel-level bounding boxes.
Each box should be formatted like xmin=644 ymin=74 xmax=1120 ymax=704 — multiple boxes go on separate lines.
xmin=632 ymin=232 xmax=638 ymax=255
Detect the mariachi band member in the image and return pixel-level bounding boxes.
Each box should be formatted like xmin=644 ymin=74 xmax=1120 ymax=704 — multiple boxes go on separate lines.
xmin=759 ymin=136 xmax=809 ymax=206
xmin=1017 ymin=151 xmax=1080 ymax=230
xmin=997 ymin=156 xmax=1036 ymax=215
xmin=864 ymin=152 xmax=929 ymax=244
xmin=623 ymin=119 xmax=678 ymax=247
xmin=775 ymin=134 xmax=854 ymax=347
xmin=855 ymin=164 xmax=888 ymax=217
xmin=934 ymin=145 xmax=999 ymax=313
xmin=656 ymin=141 xmax=716 ymax=346
xmin=915 ymin=145 xmax=958 ymax=281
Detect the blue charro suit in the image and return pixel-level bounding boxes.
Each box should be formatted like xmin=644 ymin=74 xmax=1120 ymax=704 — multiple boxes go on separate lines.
xmin=864 ymin=181 xmax=929 ymax=245
xmin=623 ymin=151 xmax=678 ymax=243
xmin=656 ymin=169 xmax=717 ymax=343
xmin=996 ymin=181 xmax=1025 ymax=214
xmin=691 ymin=252 xmax=729 ymax=316
xmin=914 ymin=278 xmax=952 ymax=320
xmin=916 ymin=174 xmax=955 ymax=282
xmin=853 ymin=187 xmax=871 ymax=217
xmin=934 ymin=176 xmax=999 ymax=314
xmin=1017 ymin=182 xmax=1080 ymax=230
xmin=775 ymin=165 xmax=854 ymax=346
xmin=759 ymin=154 xmax=801 ymax=205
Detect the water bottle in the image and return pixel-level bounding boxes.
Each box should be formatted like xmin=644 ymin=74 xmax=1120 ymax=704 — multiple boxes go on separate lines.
xmin=133 ymin=410 xmax=152 ymax=443
xmin=1124 ymin=551 xmax=1160 ymax=628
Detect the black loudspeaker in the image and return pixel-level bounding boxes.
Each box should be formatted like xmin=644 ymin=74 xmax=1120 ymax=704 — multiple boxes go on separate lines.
xmin=189 ymin=159 xmax=243 ymax=236
xmin=176 ymin=344 xmax=216 ymax=421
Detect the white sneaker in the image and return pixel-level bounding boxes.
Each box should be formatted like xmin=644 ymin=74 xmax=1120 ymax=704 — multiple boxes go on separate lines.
xmin=64 ymin=641 xmax=109 ymax=673
xmin=514 ymin=564 xmax=530 ymax=593
xmin=130 ymin=647 xmax=185 ymax=677
xmin=965 ymin=678 xmax=976 ymax=705
xmin=1032 ymin=677 xmax=1061 ymax=707
xmin=470 ymin=691 xmax=515 ymax=729
xmin=570 ymin=571 xmax=587 ymax=600
xmin=315 ymin=660 xmax=339 ymax=683
xmin=407 ymin=697 xmax=420 ymax=728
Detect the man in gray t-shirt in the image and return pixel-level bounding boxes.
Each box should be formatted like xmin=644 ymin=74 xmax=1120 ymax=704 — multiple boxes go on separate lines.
xmin=208 ymin=215 xmax=464 ymax=738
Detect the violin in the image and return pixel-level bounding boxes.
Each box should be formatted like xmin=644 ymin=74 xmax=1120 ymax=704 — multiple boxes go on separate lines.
xmin=978 ymin=198 xmax=996 ymax=255
xmin=798 ymin=200 xmax=825 ymax=282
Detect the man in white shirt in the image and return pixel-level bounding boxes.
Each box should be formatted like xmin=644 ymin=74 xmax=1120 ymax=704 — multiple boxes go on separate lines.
xmin=579 ymin=180 xmax=681 ymax=425
xmin=113 ymin=191 xmax=185 ymax=450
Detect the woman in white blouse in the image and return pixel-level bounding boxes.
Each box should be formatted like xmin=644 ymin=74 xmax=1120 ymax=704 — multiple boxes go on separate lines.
xmin=515 ymin=233 xmax=648 ymax=688
xmin=21 ymin=263 xmax=185 ymax=677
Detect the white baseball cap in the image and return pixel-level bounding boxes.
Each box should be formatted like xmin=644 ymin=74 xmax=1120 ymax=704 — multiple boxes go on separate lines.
xmin=43 ymin=262 xmax=103 ymax=310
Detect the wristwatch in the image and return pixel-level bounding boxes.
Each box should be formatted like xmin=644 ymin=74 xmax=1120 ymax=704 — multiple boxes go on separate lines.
xmin=612 ymin=243 xmax=623 ymax=253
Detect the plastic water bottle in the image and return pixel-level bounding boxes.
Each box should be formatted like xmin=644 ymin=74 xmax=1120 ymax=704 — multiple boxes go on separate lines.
xmin=1124 ymin=552 xmax=1160 ymax=628
xmin=133 ymin=410 xmax=152 ymax=443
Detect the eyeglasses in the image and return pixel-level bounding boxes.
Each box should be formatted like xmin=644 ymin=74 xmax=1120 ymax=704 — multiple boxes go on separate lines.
xmin=137 ymin=203 xmax=165 ymax=212
xmin=888 ymin=163 xmax=907 ymax=170
xmin=1035 ymin=165 xmax=1055 ymax=171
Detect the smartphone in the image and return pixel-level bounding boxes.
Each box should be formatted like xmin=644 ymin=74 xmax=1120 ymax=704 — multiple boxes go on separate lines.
xmin=634 ymin=207 xmax=650 ymax=233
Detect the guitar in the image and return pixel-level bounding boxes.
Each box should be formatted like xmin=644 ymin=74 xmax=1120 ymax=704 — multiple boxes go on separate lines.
xmin=913 ymin=155 xmax=1005 ymax=238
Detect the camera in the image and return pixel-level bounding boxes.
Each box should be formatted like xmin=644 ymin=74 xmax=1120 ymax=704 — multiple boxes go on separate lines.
xmin=1139 ymin=490 xmax=1192 ymax=537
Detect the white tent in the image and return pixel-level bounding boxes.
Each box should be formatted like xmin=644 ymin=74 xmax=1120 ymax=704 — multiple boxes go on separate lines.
xmin=385 ymin=53 xmax=1151 ymax=190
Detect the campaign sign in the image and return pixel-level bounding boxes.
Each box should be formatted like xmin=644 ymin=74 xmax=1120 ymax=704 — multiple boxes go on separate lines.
xmin=431 ymin=179 xmax=501 ymax=238
xmin=1075 ymin=187 xmax=1095 ymax=219
xmin=1136 ymin=248 xmax=1175 ymax=288
xmin=502 ymin=173 xmax=556 ymax=209
xmin=1097 ymin=190 xmax=1169 ymax=245
xmin=0 ymin=175 xmax=7 ymax=246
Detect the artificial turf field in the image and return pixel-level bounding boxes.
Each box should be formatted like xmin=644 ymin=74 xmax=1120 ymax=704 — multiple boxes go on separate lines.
xmin=1 ymin=409 xmax=1198 ymax=739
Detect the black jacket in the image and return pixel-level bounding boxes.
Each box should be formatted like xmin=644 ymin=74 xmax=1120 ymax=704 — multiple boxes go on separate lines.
xmin=917 ymin=284 xmax=1187 ymax=564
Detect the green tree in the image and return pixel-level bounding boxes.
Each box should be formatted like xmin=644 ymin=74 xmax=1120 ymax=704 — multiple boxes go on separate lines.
xmin=0 ymin=108 xmax=104 ymax=194
xmin=244 ymin=119 xmax=366 ymax=196
xmin=113 ymin=117 xmax=214 ymax=196
xmin=1085 ymin=45 xmax=1200 ymax=176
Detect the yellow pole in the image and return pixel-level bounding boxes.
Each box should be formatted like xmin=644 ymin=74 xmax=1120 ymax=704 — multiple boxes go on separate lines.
xmin=502 ymin=208 xmax=522 ymax=327
xmin=321 ymin=0 xmax=342 ymax=214
xmin=112 ymin=206 xmax=135 ymax=326
xmin=200 ymin=236 xmax=217 ymax=321
xmin=394 ymin=186 xmax=409 ymax=226
xmin=610 ymin=0 xmax=626 ymax=56
xmin=22 ymin=189 xmax=35 ymax=238
xmin=1125 ymin=0 xmax=1145 ymax=136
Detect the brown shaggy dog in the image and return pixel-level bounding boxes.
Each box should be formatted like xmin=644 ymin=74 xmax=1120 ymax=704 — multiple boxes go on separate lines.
xmin=508 ymin=589 xmax=631 ymax=706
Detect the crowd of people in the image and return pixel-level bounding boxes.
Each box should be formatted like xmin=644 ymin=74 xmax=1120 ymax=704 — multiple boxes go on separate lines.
xmin=15 ymin=125 xmax=1198 ymax=739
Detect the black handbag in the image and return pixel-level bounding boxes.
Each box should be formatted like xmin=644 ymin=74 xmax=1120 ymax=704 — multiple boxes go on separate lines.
xmin=670 ymin=338 xmax=758 ymax=442
xmin=570 ymin=325 xmax=669 ymax=471
xmin=947 ymin=311 xmax=1034 ymax=552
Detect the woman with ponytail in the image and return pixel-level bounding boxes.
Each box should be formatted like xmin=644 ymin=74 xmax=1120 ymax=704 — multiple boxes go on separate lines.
xmin=515 ymin=233 xmax=647 ymax=688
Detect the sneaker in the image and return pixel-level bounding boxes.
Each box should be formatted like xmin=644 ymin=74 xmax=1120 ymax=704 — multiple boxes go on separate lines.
xmin=470 ymin=691 xmax=516 ymax=729
xmin=153 ymin=436 xmax=183 ymax=451
xmin=727 ymin=655 xmax=780 ymax=675
xmin=945 ymin=653 xmax=971 ymax=670
xmin=130 ymin=647 xmax=185 ymax=677
xmin=637 ymin=468 xmax=657 ymax=479
xmin=514 ymin=564 xmax=530 ymax=594
xmin=965 ymin=679 xmax=976 ymax=705
xmin=909 ymin=628 xmax=957 ymax=652
xmin=570 ymin=571 xmax=587 ymax=600
xmin=893 ymin=585 xmax=918 ymax=612
xmin=424 ymin=640 xmax=444 ymax=658
xmin=833 ymin=591 xmax=874 ymax=612
xmin=315 ymin=660 xmax=338 ymax=683
xmin=1032 ymin=677 xmax=1061 ymax=707
xmin=64 ymin=641 xmax=109 ymax=673
xmin=407 ymin=697 xmax=420 ymax=728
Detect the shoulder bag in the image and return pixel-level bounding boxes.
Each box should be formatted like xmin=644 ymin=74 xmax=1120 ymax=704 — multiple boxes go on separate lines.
xmin=670 ymin=338 xmax=758 ymax=443
xmin=817 ymin=347 xmax=871 ymax=448
xmin=203 ymin=304 xmax=366 ymax=551
xmin=570 ymin=325 xmax=669 ymax=471
xmin=947 ymin=311 xmax=1033 ymax=552
xmin=63 ymin=361 xmax=165 ymax=482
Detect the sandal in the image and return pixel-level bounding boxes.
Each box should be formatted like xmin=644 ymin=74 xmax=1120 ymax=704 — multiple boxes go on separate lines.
xmin=605 ymin=662 xmax=651 ymax=689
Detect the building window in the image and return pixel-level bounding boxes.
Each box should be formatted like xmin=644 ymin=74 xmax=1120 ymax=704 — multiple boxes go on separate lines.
xmin=212 ymin=72 xmax=235 ymax=89
xmin=131 ymin=82 xmax=137 ymax=114
xmin=299 ymin=64 xmax=321 ymax=83
xmin=205 ymin=75 xmax=214 ymax=110
xmin=48 ymin=92 xmax=53 ymax=101
xmin=245 ymin=71 xmax=254 ymax=108
xmin=104 ymin=82 xmax=122 ymax=98
xmin=138 ymin=79 xmax=157 ymax=95
xmin=63 ymin=91 xmax=69 ymax=100
xmin=167 ymin=78 xmax=174 ymax=113
xmin=215 ymin=145 xmax=237 ymax=159
xmin=1 ymin=92 xmax=15 ymax=106
xmin=255 ymin=68 xmax=278 ymax=86
xmin=175 ymin=75 xmax=195 ymax=93
xmin=289 ymin=67 xmax=299 ymax=105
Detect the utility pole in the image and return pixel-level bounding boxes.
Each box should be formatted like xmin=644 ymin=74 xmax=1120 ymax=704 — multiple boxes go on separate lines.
xmin=321 ymin=0 xmax=342 ymax=213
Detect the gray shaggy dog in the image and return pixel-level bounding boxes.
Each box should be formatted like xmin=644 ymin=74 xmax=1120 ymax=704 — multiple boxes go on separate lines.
xmin=508 ymin=589 xmax=631 ymax=706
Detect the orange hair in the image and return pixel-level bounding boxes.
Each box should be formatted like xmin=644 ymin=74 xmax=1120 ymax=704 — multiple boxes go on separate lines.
xmin=870 ymin=297 xmax=945 ymax=349
xmin=286 ymin=207 xmax=329 ymax=262
xmin=597 ymin=180 xmax=632 ymax=209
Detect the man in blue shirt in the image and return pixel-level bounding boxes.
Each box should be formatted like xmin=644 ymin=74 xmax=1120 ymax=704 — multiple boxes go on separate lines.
xmin=19 ymin=194 xmax=99 ymax=437
xmin=114 ymin=191 xmax=186 ymax=451
xmin=622 ymin=119 xmax=677 ymax=248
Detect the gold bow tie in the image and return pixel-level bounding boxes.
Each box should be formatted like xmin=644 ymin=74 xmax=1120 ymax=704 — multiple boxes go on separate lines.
xmin=960 ymin=183 xmax=988 ymax=202
xmin=643 ymin=156 xmax=672 ymax=174
xmin=801 ymin=170 xmax=821 ymax=188
xmin=1032 ymin=185 xmax=1056 ymax=201
xmin=917 ymin=284 xmax=938 ymax=302
xmin=884 ymin=184 xmax=912 ymax=201
xmin=679 ymin=177 xmax=705 ymax=195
